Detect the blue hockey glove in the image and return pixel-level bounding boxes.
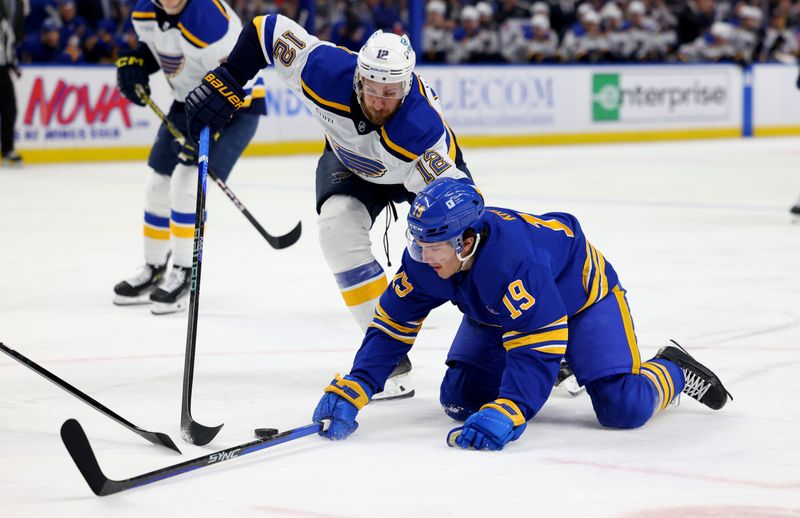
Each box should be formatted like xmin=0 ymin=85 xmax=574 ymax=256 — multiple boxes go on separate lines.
xmin=312 ymin=374 xmax=373 ymax=441
xmin=116 ymin=49 xmax=149 ymax=106
xmin=185 ymin=66 xmax=245 ymax=143
xmin=447 ymin=399 xmax=528 ymax=451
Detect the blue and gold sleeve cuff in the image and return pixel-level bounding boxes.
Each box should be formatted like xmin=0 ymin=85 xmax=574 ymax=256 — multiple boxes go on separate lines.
xmin=480 ymin=398 xmax=526 ymax=427
xmin=324 ymin=374 xmax=371 ymax=410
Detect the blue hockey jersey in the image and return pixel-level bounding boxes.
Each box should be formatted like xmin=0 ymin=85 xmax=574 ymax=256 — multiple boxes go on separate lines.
xmin=350 ymin=207 xmax=620 ymax=419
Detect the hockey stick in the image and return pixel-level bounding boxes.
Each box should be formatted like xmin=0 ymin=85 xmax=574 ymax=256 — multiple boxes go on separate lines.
xmin=135 ymin=86 xmax=302 ymax=250
xmin=61 ymin=418 xmax=329 ymax=496
xmin=0 ymin=342 xmax=180 ymax=453
xmin=180 ymin=127 xmax=223 ymax=446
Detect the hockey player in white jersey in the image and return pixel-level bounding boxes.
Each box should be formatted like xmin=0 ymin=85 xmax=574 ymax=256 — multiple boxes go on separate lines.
xmin=112 ymin=0 xmax=265 ymax=314
xmin=184 ymin=15 xmax=475 ymax=399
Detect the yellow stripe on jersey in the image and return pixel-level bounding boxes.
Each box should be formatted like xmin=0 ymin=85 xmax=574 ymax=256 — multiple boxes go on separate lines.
xmin=612 ymin=284 xmax=641 ymax=374
xmin=211 ymin=0 xmax=229 ymax=19
xmin=170 ymin=221 xmax=196 ymax=239
xmin=301 ymin=79 xmax=351 ymax=113
xmin=380 ymin=127 xmax=418 ymax=160
xmin=374 ymin=303 xmax=422 ymax=335
xmin=367 ymin=322 xmax=416 ymax=344
xmin=253 ymin=16 xmax=264 ymax=47
xmin=341 ymin=276 xmax=387 ymax=307
xmin=503 ymin=328 xmax=569 ymax=351
xmin=576 ymin=242 xmax=609 ymax=313
xmin=177 ymin=22 xmax=208 ymax=48
xmin=132 ymin=11 xmax=156 ymax=20
xmin=144 ymin=226 xmax=169 ymax=240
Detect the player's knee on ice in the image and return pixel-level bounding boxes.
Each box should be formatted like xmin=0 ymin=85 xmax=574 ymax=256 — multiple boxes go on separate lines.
xmin=439 ymin=361 xmax=501 ymax=422
xmin=586 ymin=374 xmax=658 ymax=429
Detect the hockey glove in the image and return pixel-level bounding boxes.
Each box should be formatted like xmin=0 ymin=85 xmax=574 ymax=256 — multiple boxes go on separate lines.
xmin=447 ymin=399 xmax=527 ymax=451
xmin=171 ymin=138 xmax=198 ymax=165
xmin=116 ymin=49 xmax=149 ymax=106
xmin=185 ymin=66 xmax=245 ymax=143
xmin=312 ymin=374 xmax=373 ymax=440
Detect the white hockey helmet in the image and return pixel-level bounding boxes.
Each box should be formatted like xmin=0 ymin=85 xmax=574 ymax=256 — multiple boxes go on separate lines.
xmin=355 ymin=30 xmax=416 ymax=99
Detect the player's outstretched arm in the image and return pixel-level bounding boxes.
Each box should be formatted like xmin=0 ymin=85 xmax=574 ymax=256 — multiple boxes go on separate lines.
xmin=312 ymin=374 xmax=373 ymax=440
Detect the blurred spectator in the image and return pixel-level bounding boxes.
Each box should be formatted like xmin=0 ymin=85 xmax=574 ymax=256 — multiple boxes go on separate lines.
xmin=560 ymin=9 xmax=610 ymax=62
xmin=496 ymin=0 xmax=530 ymax=25
xmin=760 ymin=11 xmax=799 ymax=63
xmin=601 ymin=2 xmax=629 ymax=60
xmin=57 ymin=31 xmax=84 ymax=62
xmin=75 ymin=0 xmax=113 ymax=29
xmin=20 ymin=17 xmax=60 ymax=62
xmin=368 ymin=0 xmax=403 ymax=33
xmin=422 ymin=0 xmax=452 ymax=63
xmin=678 ymin=20 xmax=737 ymax=62
xmin=83 ymin=18 xmax=117 ymax=63
xmin=527 ymin=13 xmax=559 ymax=62
xmin=449 ymin=4 xmax=500 ymax=63
xmin=731 ymin=4 xmax=763 ymax=64
xmin=56 ymin=0 xmax=87 ymax=47
xmin=330 ymin=0 xmax=373 ymax=51
xmin=475 ymin=1 xmax=501 ymax=60
xmin=677 ymin=0 xmax=716 ymax=46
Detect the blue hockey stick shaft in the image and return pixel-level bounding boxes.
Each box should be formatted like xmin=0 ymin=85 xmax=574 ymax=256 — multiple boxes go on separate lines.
xmin=61 ymin=418 xmax=330 ymax=496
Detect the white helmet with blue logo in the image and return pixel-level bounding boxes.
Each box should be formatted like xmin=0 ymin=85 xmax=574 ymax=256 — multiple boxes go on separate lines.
xmin=355 ymin=30 xmax=416 ymax=98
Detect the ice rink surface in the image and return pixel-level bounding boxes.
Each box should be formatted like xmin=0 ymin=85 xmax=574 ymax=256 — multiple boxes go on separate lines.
xmin=1 ymin=138 xmax=799 ymax=517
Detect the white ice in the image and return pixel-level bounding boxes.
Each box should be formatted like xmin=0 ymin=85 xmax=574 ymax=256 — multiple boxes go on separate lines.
xmin=1 ymin=138 xmax=799 ymax=518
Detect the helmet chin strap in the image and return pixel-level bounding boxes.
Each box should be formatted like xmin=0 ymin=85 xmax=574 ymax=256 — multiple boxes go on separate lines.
xmin=455 ymin=233 xmax=481 ymax=272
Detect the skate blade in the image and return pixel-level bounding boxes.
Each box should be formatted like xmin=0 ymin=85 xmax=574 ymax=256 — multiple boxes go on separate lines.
xmin=371 ymin=372 xmax=415 ymax=401
xmin=554 ymin=375 xmax=585 ymax=397
xmin=113 ymin=293 xmax=153 ymax=306
xmin=150 ymin=298 xmax=189 ymax=315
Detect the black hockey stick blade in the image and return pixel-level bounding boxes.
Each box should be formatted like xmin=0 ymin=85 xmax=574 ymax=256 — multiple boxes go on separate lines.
xmin=268 ymin=220 xmax=302 ymax=250
xmin=180 ymin=414 xmax=223 ymax=446
xmin=61 ymin=418 xmax=328 ymax=496
xmin=0 ymin=342 xmax=180 ymax=453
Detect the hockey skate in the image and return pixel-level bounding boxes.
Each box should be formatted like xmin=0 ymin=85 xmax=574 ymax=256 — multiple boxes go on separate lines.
xmin=113 ymin=263 xmax=167 ymax=305
xmin=1 ymin=151 xmax=22 ymax=168
xmin=656 ymin=340 xmax=732 ymax=410
xmin=150 ymin=266 xmax=191 ymax=315
xmin=372 ymin=354 xmax=415 ymax=401
xmin=791 ymin=199 xmax=800 ymax=222
xmin=554 ymin=358 xmax=585 ymax=396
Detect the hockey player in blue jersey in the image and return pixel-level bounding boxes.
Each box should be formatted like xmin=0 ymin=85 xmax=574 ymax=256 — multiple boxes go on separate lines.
xmin=184 ymin=14 xmax=477 ymax=399
xmin=311 ymin=178 xmax=732 ymax=450
xmin=112 ymin=0 xmax=265 ymax=315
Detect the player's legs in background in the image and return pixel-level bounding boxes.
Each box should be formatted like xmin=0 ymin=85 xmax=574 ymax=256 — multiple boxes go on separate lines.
xmin=439 ymin=316 xmax=505 ymax=420
xmin=568 ymin=283 xmax=685 ymax=428
xmin=113 ymin=170 xmax=171 ymax=305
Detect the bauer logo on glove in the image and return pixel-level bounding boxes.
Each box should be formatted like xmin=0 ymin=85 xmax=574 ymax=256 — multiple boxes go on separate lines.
xmin=203 ymin=72 xmax=244 ymax=109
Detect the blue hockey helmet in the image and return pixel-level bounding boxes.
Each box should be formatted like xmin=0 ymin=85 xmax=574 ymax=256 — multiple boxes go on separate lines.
xmin=406 ymin=178 xmax=484 ymax=262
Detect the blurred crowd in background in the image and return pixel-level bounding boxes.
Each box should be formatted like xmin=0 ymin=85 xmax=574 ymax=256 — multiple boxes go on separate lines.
xmin=10 ymin=0 xmax=800 ymax=65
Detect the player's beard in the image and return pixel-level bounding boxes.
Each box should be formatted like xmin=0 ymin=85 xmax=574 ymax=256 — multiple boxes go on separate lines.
xmin=362 ymin=102 xmax=396 ymax=126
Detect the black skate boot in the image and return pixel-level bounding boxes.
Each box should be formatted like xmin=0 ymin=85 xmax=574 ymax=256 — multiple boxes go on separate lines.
xmin=656 ymin=340 xmax=732 ymax=410
xmin=150 ymin=266 xmax=191 ymax=315
xmin=791 ymin=200 xmax=800 ymax=221
xmin=372 ymin=354 xmax=415 ymax=401
xmin=554 ymin=358 xmax=584 ymax=396
xmin=1 ymin=151 xmax=23 ymax=168
xmin=113 ymin=263 xmax=167 ymax=305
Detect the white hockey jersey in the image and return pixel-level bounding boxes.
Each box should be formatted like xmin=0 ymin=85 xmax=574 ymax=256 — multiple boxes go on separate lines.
xmin=251 ymin=14 xmax=469 ymax=194
xmin=131 ymin=0 xmax=263 ymax=105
